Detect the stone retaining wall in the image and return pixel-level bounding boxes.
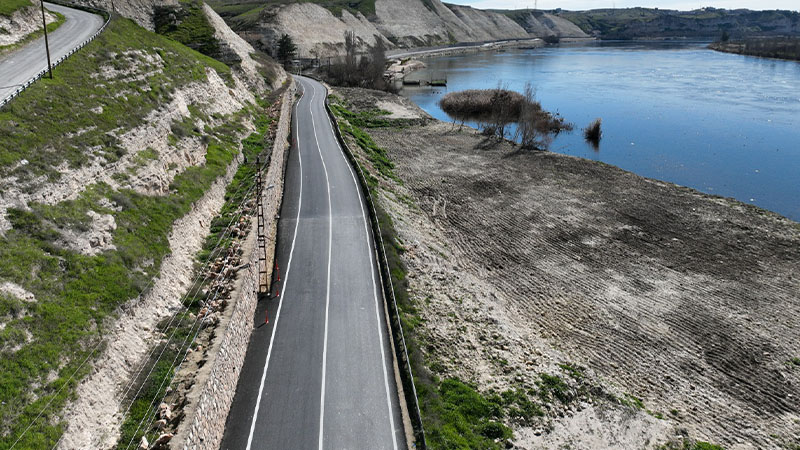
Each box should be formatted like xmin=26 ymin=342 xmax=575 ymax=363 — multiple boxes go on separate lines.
xmin=176 ymin=80 xmax=295 ymax=450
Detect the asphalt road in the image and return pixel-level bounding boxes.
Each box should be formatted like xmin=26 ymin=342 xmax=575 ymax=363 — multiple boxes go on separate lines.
xmin=0 ymin=2 xmax=103 ymax=101
xmin=221 ymin=76 xmax=406 ymax=450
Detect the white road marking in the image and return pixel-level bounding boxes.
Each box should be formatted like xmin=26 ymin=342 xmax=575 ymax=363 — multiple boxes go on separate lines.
xmin=245 ymin=82 xmax=305 ymax=450
xmin=305 ymin=80 xmax=335 ymax=450
xmin=318 ymin=79 xmax=400 ymax=450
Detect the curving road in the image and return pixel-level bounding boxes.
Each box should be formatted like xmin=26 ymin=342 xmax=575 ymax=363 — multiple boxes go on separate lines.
xmin=0 ymin=2 xmax=103 ymax=101
xmin=221 ymin=76 xmax=406 ymax=449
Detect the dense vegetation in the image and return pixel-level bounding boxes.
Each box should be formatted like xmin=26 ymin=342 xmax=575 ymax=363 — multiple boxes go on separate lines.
xmin=0 ymin=16 xmax=246 ymax=449
xmin=709 ymin=37 xmax=800 ymax=61
xmin=322 ymin=31 xmax=393 ymax=91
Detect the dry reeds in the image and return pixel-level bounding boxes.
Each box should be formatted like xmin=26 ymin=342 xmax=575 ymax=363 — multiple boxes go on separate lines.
xmin=583 ymin=118 xmax=602 ymax=149
xmin=438 ymin=84 xmax=573 ymax=149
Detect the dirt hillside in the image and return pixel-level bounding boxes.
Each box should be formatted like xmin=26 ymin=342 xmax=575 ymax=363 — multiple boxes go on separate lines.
xmin=335 ymin=87 xmax=800 ymax=449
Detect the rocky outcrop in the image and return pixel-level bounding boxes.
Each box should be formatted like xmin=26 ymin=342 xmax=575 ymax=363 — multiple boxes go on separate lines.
xmin=250 ymin=2 xmax=388 ymax=58
xmin=0 ymin=1 xmax=57 ymax=48
xmin=225 ymin=0 xmax=589 ymax=57
xmin=508 ymin=11 xmax=590 ymax=38
xmin=173 ymin=80 xmax=295 ymax=450
xmin=203 ymin=3 xmax=282 ymax=91
xmin=73 ymin=0 xmax=177 ymax=30
xmin=445 ymin=4 xmax=529 ymax=42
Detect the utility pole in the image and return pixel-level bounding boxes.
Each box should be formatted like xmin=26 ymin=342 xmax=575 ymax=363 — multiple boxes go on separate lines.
xmin=40 ymin=0 xmax=53 ymax=79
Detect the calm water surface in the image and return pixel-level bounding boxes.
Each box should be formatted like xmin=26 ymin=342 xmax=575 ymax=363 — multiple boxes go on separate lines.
xmin=402 ymin=42 xmax=800 ymax=221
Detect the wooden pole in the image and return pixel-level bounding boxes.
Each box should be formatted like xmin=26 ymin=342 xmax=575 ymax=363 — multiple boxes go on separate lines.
xmin=40 ymin=0 xmax=53 ymax=79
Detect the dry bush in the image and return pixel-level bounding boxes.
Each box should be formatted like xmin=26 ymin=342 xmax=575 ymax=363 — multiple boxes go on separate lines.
xmin=323 ymin=31 xmax=394 ymax=91
xmin=583 ymin=118 xmax=602 ymax=149
xmin=440 ymin=84 xmax=572 ymax=149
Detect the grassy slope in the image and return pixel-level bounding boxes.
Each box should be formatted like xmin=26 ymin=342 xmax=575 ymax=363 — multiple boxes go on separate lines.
xmin=0 ymin=10 xmax=66 ymax=55
xmin=116 ymin=101 xmax=276 ymax=448
xmin=0 ymin=16 xmax=252 ymax=449
xmin=0 ymin=0 xmax=32 ymax=17
xmin=154 ymin=0 xmax=221 ymax=56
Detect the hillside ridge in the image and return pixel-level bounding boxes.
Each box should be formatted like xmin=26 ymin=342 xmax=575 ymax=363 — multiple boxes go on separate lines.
xmin=209 ymin=0 xmax=588 ymax=57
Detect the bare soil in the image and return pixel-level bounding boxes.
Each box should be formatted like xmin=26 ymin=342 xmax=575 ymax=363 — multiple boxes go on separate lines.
xmin=336 ymin=87 xmax=800 ymax=449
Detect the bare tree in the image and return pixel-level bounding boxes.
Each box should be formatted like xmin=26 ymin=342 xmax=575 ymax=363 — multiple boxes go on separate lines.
xmin=344 ymin=30 xmax=358 ymax=85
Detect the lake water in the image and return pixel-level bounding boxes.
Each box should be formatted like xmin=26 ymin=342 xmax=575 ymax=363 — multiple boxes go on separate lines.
xmin=401 ymin=41 xmax=800 ymax=221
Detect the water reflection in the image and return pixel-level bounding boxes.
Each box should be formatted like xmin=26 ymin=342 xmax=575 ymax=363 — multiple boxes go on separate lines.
xmin=402 ymin=42 xmax=800 ymax=220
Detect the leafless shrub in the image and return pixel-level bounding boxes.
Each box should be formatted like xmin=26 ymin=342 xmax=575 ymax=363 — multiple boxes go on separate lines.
xmin=583 ymin=118 xmax=602 ymax=149
xmin=324 ymin=31 xmax=393 ymax=91
xmin=439 ymin=83 xmax=572 ymax=149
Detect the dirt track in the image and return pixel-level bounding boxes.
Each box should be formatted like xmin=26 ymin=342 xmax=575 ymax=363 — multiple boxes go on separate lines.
xmin=337 ymin=87 xmax=800 ymax=449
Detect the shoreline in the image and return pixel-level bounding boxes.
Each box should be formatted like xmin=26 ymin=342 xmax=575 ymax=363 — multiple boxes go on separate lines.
xmin=385 ymin=37 xmax=595 ymax=83
xmin=330 ymin=85 xmax=800 ymax=449
xmin=708 ymin=40 xmax=800 ymax=62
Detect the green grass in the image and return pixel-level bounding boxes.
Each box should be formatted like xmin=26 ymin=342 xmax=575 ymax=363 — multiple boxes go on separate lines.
xmin=0 ymin=10 xmax=66 ymax=55
xmin=657 ymin=439 xmax=725 ymax=450
xmin=419 ymin=379 xmax=512 ymax=449
xmin=619 ymin=393 xmax=646 ymax=410
xmin=0 ymin=15 xmax=250 ymax=449
xmin=328 ymin=99 xmax=399 ymax=183
xmin=0 ymin=17 xmax=231 ymax=184
xmin=115 ymin=97 xmax=278 ymax=447
xmin=154 ymin=0 xmax=221 ymax=59
xmin=0 ymin=0 xmax=31 ymax=16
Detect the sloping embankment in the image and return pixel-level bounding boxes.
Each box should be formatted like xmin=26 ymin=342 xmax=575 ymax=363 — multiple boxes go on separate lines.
xmin=211 ymin=0 xmax=588 ymax=57
xmin=332 ymin=87 xmax=800 ymax=449
xmin=0 ymin=11 xmax=283 ymax=448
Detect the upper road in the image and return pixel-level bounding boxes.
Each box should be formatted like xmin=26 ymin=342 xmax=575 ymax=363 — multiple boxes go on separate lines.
xmin=0 ymin=2 xmax=103 ymax=101
xmin=221 ymin=76 xmax=406 ymax=449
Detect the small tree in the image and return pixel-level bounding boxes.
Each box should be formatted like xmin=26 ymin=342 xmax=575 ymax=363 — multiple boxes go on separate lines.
xmin=277 ymin=34 xmax=297 ymax=68
xmin=720 ymin=30 xmax=730 ymax=42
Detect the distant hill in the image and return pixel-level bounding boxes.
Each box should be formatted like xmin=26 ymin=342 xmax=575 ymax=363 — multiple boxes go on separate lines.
xmin=207 ymin=0 xmax=588 ymax=58
xmin=556 ymin=7 xmax=800 ymax=40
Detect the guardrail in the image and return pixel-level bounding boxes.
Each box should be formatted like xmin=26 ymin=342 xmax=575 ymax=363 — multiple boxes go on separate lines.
xmin=0 ymin=1 xmax=111 ymax=109
xmin=322 ymin=90 xmax=428 ymax=449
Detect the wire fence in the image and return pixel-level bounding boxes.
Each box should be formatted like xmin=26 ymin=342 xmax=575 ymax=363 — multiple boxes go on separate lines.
xmin=0 ymin=1 xmax=111 ymax=109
